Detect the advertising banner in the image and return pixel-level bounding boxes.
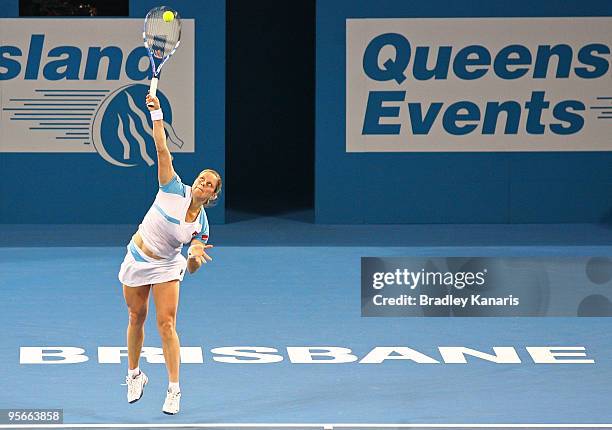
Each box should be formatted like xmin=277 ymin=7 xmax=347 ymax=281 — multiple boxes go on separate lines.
xmin=0 ymin=19 xmax=194 ymax=168
xmin=347 ymin=18 xmax=612 ymax=152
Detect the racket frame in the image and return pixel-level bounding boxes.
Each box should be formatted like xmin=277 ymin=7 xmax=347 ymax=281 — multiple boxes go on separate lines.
xmin=143 ymin=7 xmax=181 ymax=106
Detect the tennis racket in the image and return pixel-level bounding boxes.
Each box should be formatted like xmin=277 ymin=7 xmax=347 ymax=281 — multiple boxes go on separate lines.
xmin=143 ymin=6 xmax=182 ymax=107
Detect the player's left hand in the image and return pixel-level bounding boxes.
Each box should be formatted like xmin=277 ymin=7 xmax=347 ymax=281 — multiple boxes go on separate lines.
xmin=188 ymin=243 xmax=214 ymax=264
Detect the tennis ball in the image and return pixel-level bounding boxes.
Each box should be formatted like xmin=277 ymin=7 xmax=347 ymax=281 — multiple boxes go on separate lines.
xmin=162 ymin=11 xmax=174 ymax=22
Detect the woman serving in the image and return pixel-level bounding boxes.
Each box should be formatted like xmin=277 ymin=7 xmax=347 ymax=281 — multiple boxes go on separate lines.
xmin=118 ymin=94 xmax=221 ymax=415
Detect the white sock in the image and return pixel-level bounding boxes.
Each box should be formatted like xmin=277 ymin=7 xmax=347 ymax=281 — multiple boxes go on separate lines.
xmin=168 ymin=382 xmax=180 ymax=393
xmin=128 ymin=367 xmax=140 ymax=378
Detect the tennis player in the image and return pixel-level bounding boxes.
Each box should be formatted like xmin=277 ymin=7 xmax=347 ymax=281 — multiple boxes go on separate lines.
xmin=118 ymin=94 xmax=221 ymax=414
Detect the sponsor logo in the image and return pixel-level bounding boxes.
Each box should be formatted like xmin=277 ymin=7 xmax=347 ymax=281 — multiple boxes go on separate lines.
xmin=91 ymin=84 xmax=183 ymax=167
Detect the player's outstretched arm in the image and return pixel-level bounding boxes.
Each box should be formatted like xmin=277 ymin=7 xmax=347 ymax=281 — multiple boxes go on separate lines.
xmin=146 ymin=94 xmax=175 ymax=186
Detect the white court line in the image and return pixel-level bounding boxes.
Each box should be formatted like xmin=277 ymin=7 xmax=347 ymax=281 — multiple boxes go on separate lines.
xmin=2 ymin=424 xmax=612 ymax=429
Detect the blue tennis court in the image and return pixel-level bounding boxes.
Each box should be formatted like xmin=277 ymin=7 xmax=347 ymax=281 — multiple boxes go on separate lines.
xmin=1 ymin=219 xmax=612 ymax=427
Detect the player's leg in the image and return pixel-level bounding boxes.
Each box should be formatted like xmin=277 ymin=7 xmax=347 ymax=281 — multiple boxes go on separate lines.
xmin=123 ymin=284 xmax=151 ymax=368
xmin=123 ymin=284 xmax=151 ymax=403
xmin=152 ymin=279 xmax=182 ymax=414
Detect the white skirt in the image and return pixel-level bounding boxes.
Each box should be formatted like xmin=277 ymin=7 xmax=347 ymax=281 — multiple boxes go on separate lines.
xmin=118 ymin=240 xmax=187 ymax=287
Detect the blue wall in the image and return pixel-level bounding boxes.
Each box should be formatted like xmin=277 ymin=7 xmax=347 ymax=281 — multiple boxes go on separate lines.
xmin=316 ymin=0 xmax=612 ymax=224
xmin=0 ymin=0 xmax=225 ymax=224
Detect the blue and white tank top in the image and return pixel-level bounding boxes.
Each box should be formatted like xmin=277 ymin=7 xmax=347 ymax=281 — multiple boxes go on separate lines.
xmin=138 ymin=174 xmax=209 ymax=259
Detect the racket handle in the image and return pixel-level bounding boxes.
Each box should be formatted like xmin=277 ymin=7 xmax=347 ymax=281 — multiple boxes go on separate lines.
xmin=147 ymin=77 xmax=158 ymax=107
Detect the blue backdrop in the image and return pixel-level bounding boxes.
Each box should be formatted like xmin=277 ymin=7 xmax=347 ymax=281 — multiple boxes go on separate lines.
xmin=0 ymin=0 xmax=225 ymax=224
xmin=316 ymin=0 xmax=612 ymax=224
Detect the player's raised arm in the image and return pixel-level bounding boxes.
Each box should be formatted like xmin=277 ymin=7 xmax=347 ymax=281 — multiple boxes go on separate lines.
xmin=146 ymin=94 xmax=175 ymax=186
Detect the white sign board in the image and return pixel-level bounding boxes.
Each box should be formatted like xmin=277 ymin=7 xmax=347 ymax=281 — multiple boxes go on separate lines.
xmin=0 ymin=19 xmax=194 ymax=167
xmin=346 ymin=18 xmax=612 ymax=152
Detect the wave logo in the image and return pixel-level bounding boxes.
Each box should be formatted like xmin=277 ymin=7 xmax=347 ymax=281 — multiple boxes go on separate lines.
xmin=91 ymin=84 xmax=183 ymax=167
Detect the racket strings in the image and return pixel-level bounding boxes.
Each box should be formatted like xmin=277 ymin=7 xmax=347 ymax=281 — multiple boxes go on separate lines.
xmin=144 ymin=7 xmax=181 ymax=59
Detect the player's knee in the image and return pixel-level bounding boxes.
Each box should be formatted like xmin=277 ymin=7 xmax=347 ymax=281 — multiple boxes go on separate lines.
xmin=128 ymin=308 xmax=147 ymax=327
xmin=156 ymin=317 xmax=176 ymax=339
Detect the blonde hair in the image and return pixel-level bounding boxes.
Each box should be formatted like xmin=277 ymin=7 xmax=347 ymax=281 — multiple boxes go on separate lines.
xmin=200 ymin=169 xmax=222 ymax=208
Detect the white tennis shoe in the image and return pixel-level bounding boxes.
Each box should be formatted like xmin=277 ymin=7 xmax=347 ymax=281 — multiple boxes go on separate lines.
xmin=162 ymin=389 xmax=181 ymax=415
xmin=126 ymin=371 xmax=148 ymax=403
